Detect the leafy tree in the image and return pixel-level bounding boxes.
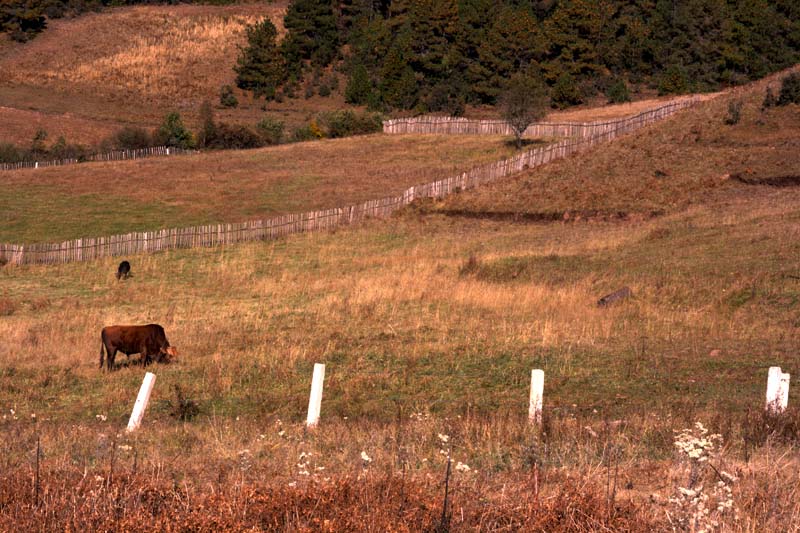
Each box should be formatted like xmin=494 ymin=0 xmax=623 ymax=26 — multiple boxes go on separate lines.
xmin=113 ymin=126 xmax=152 ymax=150
xmin=197 ymin=101 xmax=217 ymax=149
xmin=499 ymin=74 xmax=549 ymax=149
xmin=234 ymin=18 xmax=285 ymax=100
xmin=154 ymin=112 xmax=194 ymax=149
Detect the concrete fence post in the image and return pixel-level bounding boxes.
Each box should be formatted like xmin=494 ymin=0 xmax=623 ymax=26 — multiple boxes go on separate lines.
xmin=766 ymin=366 xmax=790 ymax=414
xmin=127 ymin=372 xmax=156 ymax=432
xmin=306 ymin=363 xmax=325 ymax=428
xmin=529 ymin=369 xmax=544 ymax=425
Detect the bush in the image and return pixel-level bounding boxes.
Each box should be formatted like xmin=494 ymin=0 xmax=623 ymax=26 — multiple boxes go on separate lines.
xmin=219 ymin=85 xmax=238 ymax=108
xmin=762 ymin=86 xmax=778 ymax=109
xmin=49 ymin=136 xmax=87 ymax=160
xmin=0 ymin=142 xmax=24 ymax=163
xmin=777 ymin=73 xmax=800 ymax=105
xmin=292 ymin=121 xmax=325 ymax=142
xmin=317 ymin=110 xmax=383 ymax=138
xmin=658 ymin=65 xmax=690 ymax=95
xmin=206 ymin=122 xmax=264 ymax=150
xmin=605 ymin=78 xmax=630 ymax=103
xmin=724 ymin=100 xmax=742 ymax=125
xmin=113 ymin=126 xmax=152 ymax=150
xmin=256 ymin=116 xmax=284 ymax=145
xmin=550 ymin=73 xmax=582 ymax=109
xmin=318 ymin=83 xmax=331 ymax=97
xmin=153 ymin=112 xmax=194 ymax=149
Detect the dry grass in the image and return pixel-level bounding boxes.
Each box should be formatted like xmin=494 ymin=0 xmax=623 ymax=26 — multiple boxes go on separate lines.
xmin=1 ymin=69 xmax=799 ymax=530
xmin=0 ymin=3 xmax=285 ymax=104
xmin=0 ymin=134 xmax=514 ymax=243
xmin=0 ymin=105 xmax=122 ymax=147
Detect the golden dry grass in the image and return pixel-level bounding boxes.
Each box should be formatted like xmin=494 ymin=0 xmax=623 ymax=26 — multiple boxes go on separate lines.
xmin=0 ymin=3 xmax=285 ymax=104
xmin=0 ymin=105 xmax=122 ymax=146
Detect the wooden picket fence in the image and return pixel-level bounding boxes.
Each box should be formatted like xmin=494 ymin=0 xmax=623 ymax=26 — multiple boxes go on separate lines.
xmin=383 ymin=97 xmax=699 ymax=137
xmin=0 ymin=98 xmax=699 ymax=266
xmin=0 ymin=146 xmax=196 ymax=172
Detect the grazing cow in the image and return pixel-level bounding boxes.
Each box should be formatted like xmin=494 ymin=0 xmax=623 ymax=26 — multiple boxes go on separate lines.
xmin=116 ymin=261 xmax=131 ymax=281
xmin=99 ymin=324 xmax=178 ymax=370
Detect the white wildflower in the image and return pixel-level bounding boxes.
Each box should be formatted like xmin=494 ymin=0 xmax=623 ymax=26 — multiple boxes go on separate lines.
xmin=455 ymin=462 xmax=471 ymax=473
xmin=96 ymin=414 xmax=107 ymax=422
xmin=360 ymin=451 xmax=372 ymax=463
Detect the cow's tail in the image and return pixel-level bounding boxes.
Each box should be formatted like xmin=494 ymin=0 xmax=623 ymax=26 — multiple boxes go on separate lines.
xmin=99 ymin=340 xmax=105 ymax=369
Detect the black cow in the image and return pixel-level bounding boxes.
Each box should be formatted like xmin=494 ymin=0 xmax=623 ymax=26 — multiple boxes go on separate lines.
xmin=99 ymin=324 xmax=178 ymax=370
xmin=116 ymin=261 xmax=131 ymax=281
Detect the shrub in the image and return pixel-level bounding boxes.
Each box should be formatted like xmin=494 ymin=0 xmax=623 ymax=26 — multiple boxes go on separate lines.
xmin=605 ymin=78 xmax=630 ymax=103
xmin=318 ymin=83 xmax=331 ymax=97
xmin=304 ymin=84 xmax=315 ymax=99
xmin=777 ymin=73 xmax=800 ymax=105
xmin=113 ymin=126 xmax=152 ymax=150
xmin=49 ymin=136 xmax=87 ymax=160
xmin=153 ymin=112 xmax=194 ymax=149
xmin=219 ymin=85 xmax=238 ymax=108
xmin=292 ymin=121 xmax=325 ymax=142
xmin=762 ymin=86 xmax=777 ymax=109
xmin=345 ymin=62 xmax=372 ymax=105
xmin=256 ymin=116 xmax=284 ymax=145
xmin=658 ymin=65 xmax=690 ymax=95
xmin=206 ymin=122 xmax=263 ymax=150
xmin=317 ymin=110 xmax=383 ymax=138
xmin=0 ymin=142 xmax=23 ymax=163
xmin=550 ymin=72 xmax=582 ymax=109
xmin=724 ymin=100 xmax=742 ymax=125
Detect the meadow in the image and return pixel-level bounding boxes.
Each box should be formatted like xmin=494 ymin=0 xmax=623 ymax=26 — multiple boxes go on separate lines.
xmin=0 ymin=134 xmax=514 ymax=243
xmin=1 ymin=70 xmax=799 ymax=530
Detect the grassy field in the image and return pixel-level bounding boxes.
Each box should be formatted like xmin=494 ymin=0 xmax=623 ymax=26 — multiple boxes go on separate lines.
xmin=0 ymin=134 xmax=514 ymax=243
xmin=1 ymin=74 xmax=799 ymax=529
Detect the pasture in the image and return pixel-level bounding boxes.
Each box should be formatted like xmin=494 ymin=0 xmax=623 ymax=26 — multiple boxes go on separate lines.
xmin=0 ymin=134 xmax=514 ymax=243
xmin=1 ymin=71 xmax=799 ymax=530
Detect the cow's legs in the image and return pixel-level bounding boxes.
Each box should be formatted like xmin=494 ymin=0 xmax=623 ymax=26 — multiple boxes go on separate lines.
xmin=107 ymin=348 xmax=117 ymax=371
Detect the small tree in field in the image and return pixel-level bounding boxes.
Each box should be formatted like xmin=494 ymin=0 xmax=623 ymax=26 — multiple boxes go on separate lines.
xmin=499 ymin=74 xmax=549 ymax=149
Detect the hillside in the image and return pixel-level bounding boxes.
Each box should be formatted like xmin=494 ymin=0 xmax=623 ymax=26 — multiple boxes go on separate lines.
xmin=1 ymin=63 xmax=800 ymax=530
xmin=0 ymin=134 xmax=514 ymax=243
xmin=429 ymin=70 xmax=800 ymax=219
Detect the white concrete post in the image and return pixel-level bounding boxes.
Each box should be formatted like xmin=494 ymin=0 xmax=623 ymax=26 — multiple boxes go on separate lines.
xmin=306 ymin=363 xmax=325 ymax=428
xmin=35 ymin=162 xmax=38 ymax=169
xmin=766 ymin=367 xmax=790 ymax=414
xmin=529 ymin=369 xmax=544 ymax=425
xmin=127 ymin=372 xmax=156 ymax=432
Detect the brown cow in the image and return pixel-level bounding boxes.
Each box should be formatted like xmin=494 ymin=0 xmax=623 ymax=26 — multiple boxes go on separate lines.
xmin=99 ymin=324 xmax=178 ymax=371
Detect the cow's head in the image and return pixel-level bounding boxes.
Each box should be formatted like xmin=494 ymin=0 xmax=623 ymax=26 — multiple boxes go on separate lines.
xmin=159 ymin=345 xmax=178 ymax=363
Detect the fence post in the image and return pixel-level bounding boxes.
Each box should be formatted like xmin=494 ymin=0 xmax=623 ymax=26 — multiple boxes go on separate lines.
xmin=306 ymin=363 xmax=326 ymax=428
xmin=529 ymin=369 xmax=544 ymax=425
xmin=766 ymin=367 xmax=790 ymax=414
xmin=127 ymin=372 xmax=156 ymax=432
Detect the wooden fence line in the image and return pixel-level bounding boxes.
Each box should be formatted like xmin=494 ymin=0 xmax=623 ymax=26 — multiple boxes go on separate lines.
xmin=383 ymin=96 xmax=699 ymax=137
xmin=0 ymin=98 xmax=698 ymax=266
xmin=0 ymin=146 xmax=196 ymax=172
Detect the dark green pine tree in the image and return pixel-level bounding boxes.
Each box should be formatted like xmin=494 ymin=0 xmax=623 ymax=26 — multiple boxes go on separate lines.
xmin=0 ymin=0 xmax=46 ymax=42
xmin=379 ymin=43 xmax=418 ymax=109
xmin=234 ymin=18 xmax=286 ymax=100
xmin=405 ymin=0 xmax=462 ymax=87
xmin=282 ymin=0 xmax=340 ymax=72
xmin=470 ymin=5 xmax=546 ymax=104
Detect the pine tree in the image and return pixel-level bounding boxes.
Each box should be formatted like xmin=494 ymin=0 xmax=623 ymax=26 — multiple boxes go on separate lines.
xmin=234 ymin=18 xmax=286 ymax=99
xmin=470 ymin=6 xmax=546 ymax=104
xmin=379 ymin=44 xmax=418 ymax=109
xmin=282 ymin=0 xmax=340 ymax=71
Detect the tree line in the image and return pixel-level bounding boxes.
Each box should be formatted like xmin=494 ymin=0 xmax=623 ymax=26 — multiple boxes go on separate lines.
xmin=234 ymin=0 xmax=800 ymax=113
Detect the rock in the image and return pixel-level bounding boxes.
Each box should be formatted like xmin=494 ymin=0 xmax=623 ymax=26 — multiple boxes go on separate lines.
xmin=597 ymin=286 xmax=632 ymax=307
